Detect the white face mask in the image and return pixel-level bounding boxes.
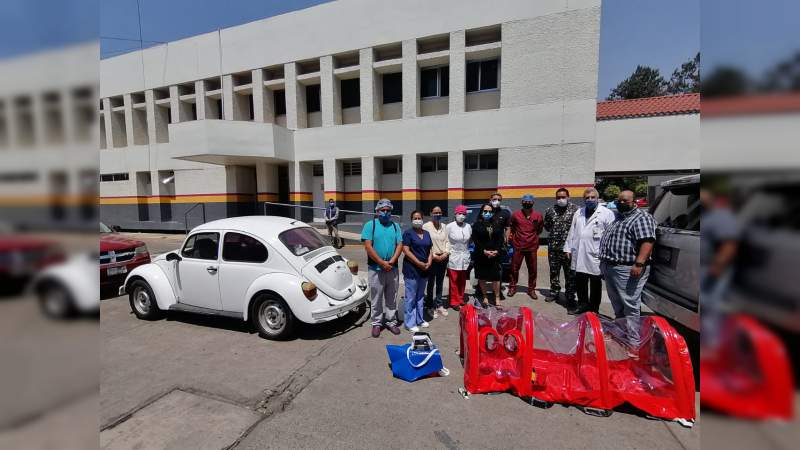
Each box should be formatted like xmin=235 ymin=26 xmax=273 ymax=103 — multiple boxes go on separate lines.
xmin=490 ymin=199 xmax=500 ymax=208
xmin=556 ymin=198 xmax=568 ymax=207
xmin=455 ymin=214 xmax=466 ymax=223
xmin=412 ymin=219 xmax=423 ymax=228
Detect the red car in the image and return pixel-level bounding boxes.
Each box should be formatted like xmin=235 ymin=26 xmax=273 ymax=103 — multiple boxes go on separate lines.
xmin=100 ymin=222 xmax=150 ymax=291
xmin=635 ymin=197 xmax=649 ymax=208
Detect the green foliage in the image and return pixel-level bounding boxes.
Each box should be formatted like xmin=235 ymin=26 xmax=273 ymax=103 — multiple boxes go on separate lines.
xmin=632 ymin=181 xmax=649 ymax=198
xmin=603 ymin=184 xmax=621 ymax=200
xmin=667 ymin=52 xmax=700 ymax=94
xmin=607 ymin=65 xmax=667 ymax=100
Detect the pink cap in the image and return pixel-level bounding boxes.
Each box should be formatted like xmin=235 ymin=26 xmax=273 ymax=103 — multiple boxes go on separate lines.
xmin=454 ymin=205 xmax=468 ymax=215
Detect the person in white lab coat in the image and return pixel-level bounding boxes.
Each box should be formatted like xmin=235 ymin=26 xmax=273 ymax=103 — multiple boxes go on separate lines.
xmin=564 ymin=187 xmax=615 ymax=315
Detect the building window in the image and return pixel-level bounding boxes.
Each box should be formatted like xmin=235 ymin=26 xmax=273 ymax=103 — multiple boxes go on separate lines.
xmin=100 ymin=172 xmax=129 ymax=182
xmin=464 ymin=153 xmax=498 ymax=171
xmin=312 ymin=163 xmax=324 ymax=177
xmin=466 ymin=59 xmax=499 ymax=92
xmin=382 ymin=73 xmax=402 ymax=104
xmin=420 ymin=66 xmax=449 ymax=98
xmin=341 ymin=78 xmax=360 ymax=109
xmin=420 ymin=155 xmax=448 ymax=173
xmin=342 ymin=161 xmax=361 ymax=176
xmin=382 ymin=158 xmax=402 ymax=174
xmin=306 ymin=84 xmax=321 ymax=113
xmin=274 ymin=90 xmax=286 ymax=115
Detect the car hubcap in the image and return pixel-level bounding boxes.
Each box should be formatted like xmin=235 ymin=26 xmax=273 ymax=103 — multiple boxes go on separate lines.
xmin=134 ymin=287 xmax=151 ymax=314
xmin=259 ymin=302 xmax=285 ymax=332
xmin=44 ymin=288 xmax=67 ymax=316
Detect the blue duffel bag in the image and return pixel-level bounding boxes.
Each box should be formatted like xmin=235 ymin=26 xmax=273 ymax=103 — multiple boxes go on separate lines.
xmin=386 ymin=335 xmax=445 ymax=382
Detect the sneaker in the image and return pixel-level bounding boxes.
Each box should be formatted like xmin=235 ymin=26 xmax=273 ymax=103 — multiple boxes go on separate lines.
xmin=371 ymin=325 xmax=382 ymax=338
xmin=507 ymin=287 xmax=517 ymax=297
xmin=545 ymin=294 xmax=557 ymax=303
xmin=387 ymin=324 xmax=401 ymax=335
xmin=451 ymin=305 xmax=461 ymax=312
xmin=528 ymin=291 xmax=538 ymax=300
xmin=406 ymin=326 xmax=420 ymax=333
xmin=420 ymin=321 xmax=430 ymax=328
xmin=432 ymin=310 xmax=439 ymax=319
xmin=437 ymin=306 xmax=448 ymax=317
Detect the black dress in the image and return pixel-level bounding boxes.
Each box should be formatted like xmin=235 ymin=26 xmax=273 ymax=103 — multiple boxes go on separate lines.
xmin=472 ymin=220 xmax=504 ymax=281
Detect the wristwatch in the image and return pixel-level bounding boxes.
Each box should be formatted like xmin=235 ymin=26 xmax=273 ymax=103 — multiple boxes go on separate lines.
xmin=633 ymin=262 xmax=645 ymax=268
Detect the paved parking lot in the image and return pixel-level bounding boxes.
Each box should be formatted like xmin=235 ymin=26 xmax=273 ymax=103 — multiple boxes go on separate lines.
xmin=100 ymin=231 xmax=700 ymax=449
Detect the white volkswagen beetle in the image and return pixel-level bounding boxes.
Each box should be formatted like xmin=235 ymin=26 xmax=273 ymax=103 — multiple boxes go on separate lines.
xmin=118 ymin=216 xmax=368 ymax=340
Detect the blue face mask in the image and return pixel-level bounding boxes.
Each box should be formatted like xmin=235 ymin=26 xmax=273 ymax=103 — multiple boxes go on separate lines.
xmin=585 ymin=199 xmax=598 ymax=209
xmin=378 ymin=211 xmax=392 ymax=223
xmin=432 ymin=214 xmax=442 ymax=222
xmin=482 ymin=212 xmax=493 ymax=220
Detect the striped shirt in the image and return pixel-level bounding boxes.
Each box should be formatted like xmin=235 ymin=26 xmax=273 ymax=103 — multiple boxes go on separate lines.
xmin=599 ymin=208 xmax=657 ymax=264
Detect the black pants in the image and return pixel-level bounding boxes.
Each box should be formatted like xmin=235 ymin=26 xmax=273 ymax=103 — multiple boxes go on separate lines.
xmin=425 ymin=259 xmax=447 ymax=309
xmin=575 ymin=271 xmax=602 ymax=312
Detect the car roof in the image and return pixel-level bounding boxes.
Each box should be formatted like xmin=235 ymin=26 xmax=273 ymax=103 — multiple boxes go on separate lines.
xmin=191 ymin=216 xmax=307 ymax=241
xmin=661 ymin=174 xmax=700 ymax=188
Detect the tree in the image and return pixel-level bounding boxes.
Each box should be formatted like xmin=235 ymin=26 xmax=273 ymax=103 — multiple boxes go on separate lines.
xmin=603 ymin=185 xmax=621 ymax=201
xmin=703 ymin=66 xmax=750 ymax=98
xmin=760 ymin=50 xmax=800 ymax=92
xmin=632 ymin=181 xmax=649 ymax=198
xmin=607 ymin=65 xmax=667 ymax=100
xmin=667 ymin=53 xmax=700 ymax=94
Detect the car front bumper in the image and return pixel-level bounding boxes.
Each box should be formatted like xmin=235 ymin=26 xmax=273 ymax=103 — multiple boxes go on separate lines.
xmin=310 ymin=284 xmax=369 ymax=321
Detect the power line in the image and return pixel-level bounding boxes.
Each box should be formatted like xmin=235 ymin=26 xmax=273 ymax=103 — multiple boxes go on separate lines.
xmin=100 ymin=36 xmax=165 ymax=44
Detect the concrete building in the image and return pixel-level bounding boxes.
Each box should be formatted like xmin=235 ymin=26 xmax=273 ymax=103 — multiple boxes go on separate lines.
xmin=98 ymin=0 xmax=602 ymax=230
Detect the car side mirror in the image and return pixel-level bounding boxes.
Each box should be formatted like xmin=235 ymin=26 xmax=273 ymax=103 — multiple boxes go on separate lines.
xmin=166 ymin=252 xmax=182 ymax=262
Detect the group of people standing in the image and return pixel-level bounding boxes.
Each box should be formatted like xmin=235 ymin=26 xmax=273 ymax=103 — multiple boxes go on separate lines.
xmin=360 ymin=187 xmax=657 ymax=341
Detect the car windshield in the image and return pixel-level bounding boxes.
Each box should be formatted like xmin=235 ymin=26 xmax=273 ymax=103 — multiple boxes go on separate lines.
xmin=279 ymin=227 xmax=327 ymax=256
xmin=100 ymin=222 xmax=113 ymax=233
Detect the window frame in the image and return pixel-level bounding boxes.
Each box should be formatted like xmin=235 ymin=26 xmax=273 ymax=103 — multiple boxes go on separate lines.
xmin=382 ymin=158 xmax=402 ymax=175
xmin=340 ymin=78 xmax=361 ymax=109
xmin=181 ymin=232 xmax=220 ymax=260
xmin=420 ymin=66 xmax=450 ymax=99
xmin=464 ymin=152 xmax=498 ymax=171
xmin=100 ymin=173 xmax=129 ymax=182
xmin=382 ymin=72 xmax=403 ymax=104
xmin=342 ymin=161 xmax=362 ymax=177
xmin=312 ymin=163 xmax=324 ymax=177
xmin=466 ymin=58 xmax=500 ymax=93
xmin=273 ymin=89 xmax=286 ymax=116
xmin=420 ymin=155 xmax=448 ymax=173
xmin=221 ymin=231 xmax=269 ymax=264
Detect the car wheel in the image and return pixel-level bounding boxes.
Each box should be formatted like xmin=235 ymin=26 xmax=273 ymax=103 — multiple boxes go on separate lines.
xmin=128 ymin=279 xmax=163 ymax=320
xmin=37 ymin=281 xmax=75 ymax=319
xmin=252 ymin=294 xmax=295 ymax=340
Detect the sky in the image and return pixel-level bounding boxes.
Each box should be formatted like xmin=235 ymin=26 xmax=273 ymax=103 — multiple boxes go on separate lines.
xmin=4 ymin=1 xmax=799 ymax=99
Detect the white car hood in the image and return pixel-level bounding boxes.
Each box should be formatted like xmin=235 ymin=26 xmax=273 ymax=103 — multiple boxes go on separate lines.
xmin=301 ymin=250 xmax=356 ymax=301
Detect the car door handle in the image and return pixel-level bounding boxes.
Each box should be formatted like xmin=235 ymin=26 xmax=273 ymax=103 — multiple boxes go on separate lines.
xmin=206 ymin=266 xmax=218 ymax=274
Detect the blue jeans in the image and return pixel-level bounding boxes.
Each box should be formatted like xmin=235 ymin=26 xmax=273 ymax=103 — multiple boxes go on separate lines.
xmin=404 ymin=276 xmax=428 ymax=328
xmin=600 ymin=262 xmax=650 ymax=348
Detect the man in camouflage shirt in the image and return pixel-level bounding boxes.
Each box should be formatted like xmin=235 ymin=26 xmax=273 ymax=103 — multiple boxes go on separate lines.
xmin=543 ymin=187 xmax=579 ymax=305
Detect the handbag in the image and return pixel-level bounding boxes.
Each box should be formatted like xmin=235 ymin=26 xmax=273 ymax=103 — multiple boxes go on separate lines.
xmin=386 ymin=333 xmax=445 ymax=382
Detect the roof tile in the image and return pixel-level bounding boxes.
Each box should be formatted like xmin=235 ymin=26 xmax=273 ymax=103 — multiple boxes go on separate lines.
xmin=596 ymin=93 xmax=700 ymax=120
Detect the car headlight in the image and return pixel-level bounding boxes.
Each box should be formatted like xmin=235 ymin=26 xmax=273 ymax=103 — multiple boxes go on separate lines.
xmin=135 ymin=245 xmax=148 ymax=256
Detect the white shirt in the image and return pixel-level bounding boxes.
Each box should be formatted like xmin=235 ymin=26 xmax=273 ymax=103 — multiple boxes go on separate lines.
xmin=563 ymin=205 xmax=616 ymax=275
xmin=423 ymin=220 xmax=450 ymax=256
xmin=446 ymin=221 xmax=472 ymax=270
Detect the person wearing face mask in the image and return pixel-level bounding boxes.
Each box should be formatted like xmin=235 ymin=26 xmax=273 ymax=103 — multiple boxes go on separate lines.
xmin=543 ymin=188 xmax=579 ymax=303
xmin=401 ymin=210 xmax=433 ymax=332
xmin=598 ymin=190 xmax=657 ymax=351
xmin=422 ymin=206 xmax=450 ymax=318
xmin=472 ymin=203 xmax=505 ymax=307
xmin=445 ymin=205 xmax=472 ymax=311
xmin=489 ymin=192 xmax=511 ymax=299
xmin=324 ymin=198 xmax=341 ymax=247
xmin=361 ymin=199 xmax=404 ymax=338
xmin=508 ymin=194 xmax=544 ymax=299
xmin=564 ymin=187 xmax=615 ymax=315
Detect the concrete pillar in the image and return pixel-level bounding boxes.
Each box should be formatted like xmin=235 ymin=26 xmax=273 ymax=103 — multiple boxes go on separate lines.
xmin=322 ymin=158 xmax=341 ymax=202
xmin=144 ymin=90 xmax=157 ymax=145
xmin=222 ymin=75 xmax=234 ymax=120
xmin=251 ymin=69 xmax=266 ymax=123
xmin=32 ymin=94 xmax=46 ymax=147
xmin=320 ymin=55 xmax=341 ymax=126
xmin=102 ymin=98 xmax=114 ymax=149
xmin=359 ymin=48 xmax=378 ymax=123
xmin=169 ymin=86 xmax=180 ymax=124
xmin=361 ymin=155 xmax=378 ymax=218
xmin=194 ymin=80 xmax=206 ymax=120
xmin=402 ymin=153 xmax=419 ymax=214
xmin=284 ymin=62 xmax=306 ymax=129
xmin=256 ymin=163 xmax=279 ymax=210
xmin=447 ymin=150 xmax=465 ymax=213
xmin=402 ymin=39 xmax=419 ymax=119
xmin=449 ymin=30 xmax=466 ymax=114
xmin=123 ymin=94 xmax=135 ymax=147
xmin=6 ymin=98 xmax=19 ymax=147
xmin=289 ymin=161 xmax=313 ymax=221
xmin=60 ymin=88 xmax=76 ymax=144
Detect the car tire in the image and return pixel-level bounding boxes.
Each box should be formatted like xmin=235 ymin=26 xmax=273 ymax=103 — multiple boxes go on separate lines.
xmin=128 ymin=279 xmax=163 ymax=320
xmin=252 ymin=294 xmax=295 ymax=340
xmin=37 ymin=280 xmax=75 ymax=319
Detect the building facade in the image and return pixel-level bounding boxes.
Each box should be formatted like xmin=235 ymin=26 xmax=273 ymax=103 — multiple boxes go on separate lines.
xmin=99 ymin=0 xmax=602 ymax=230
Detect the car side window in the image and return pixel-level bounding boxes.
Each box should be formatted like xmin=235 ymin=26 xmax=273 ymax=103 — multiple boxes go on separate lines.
xmin=222 ymin=232 xmax=268 ymax=263
xmin=181 ymin=232 xmax=220 ymax=260
xmin=652 ymin=188 xmax=701 ymax=232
